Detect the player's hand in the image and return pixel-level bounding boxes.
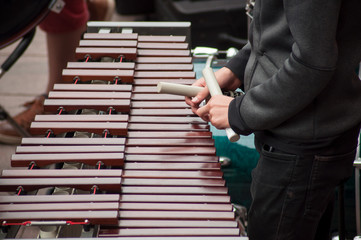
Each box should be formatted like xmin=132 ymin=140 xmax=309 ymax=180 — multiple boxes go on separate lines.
xmin=196 ymin=95 xmax=233 ymax=129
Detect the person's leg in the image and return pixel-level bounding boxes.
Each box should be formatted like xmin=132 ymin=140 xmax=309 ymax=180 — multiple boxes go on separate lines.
xmin=247 ymin=140 xmax=356 ymax=240
xmin=314 ymin=197 xmax=335 ymax=240
xmin=87 ymin=0 xmax=115 ymax=21
xmin=247 ymin=143 xmax=303 ymax=240
xmin=45 ymin=26 xmax=86 ymax=93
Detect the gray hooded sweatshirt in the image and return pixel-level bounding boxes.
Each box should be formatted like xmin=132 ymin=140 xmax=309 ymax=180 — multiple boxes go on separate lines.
xmin=226 ymin=0 xmax=361 ymax=151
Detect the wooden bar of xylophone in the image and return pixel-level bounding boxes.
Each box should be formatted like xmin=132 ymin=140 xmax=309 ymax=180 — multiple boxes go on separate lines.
xmin=0 ymin=25 xmax=247 ymax=239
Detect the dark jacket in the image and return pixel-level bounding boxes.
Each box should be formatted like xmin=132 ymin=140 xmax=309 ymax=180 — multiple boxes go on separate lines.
xmin=227 ymin=0 xmax=361 ymax=142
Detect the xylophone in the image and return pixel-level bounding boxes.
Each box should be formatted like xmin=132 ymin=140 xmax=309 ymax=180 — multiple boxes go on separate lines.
xmin=0 ymin=22 xmax=247 ymax=239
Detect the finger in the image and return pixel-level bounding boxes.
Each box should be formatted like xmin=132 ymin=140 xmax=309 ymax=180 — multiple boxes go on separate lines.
xmin=196 ymin=104 xmax=210 ymax=120
xmin=191 ymin=87 xmax=209 ymax=105
xmin=196 ymin=111 xmax=210 ymax=122
xmin=190 ymin=105 xmax=199 ymax=115
xmin=185 ymin=96 xmax=193 ymax=106
xmin=186 ymin=97 xmax=202 ymax=109
xmin=192 ymin=77 xmax=207 ymax=88
xmin=202 ymin=114 xmax=210 ymax=122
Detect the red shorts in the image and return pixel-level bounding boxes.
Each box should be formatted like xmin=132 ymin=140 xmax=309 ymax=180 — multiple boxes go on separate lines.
xmin=39 ymin=0 xmax=89 ymax=33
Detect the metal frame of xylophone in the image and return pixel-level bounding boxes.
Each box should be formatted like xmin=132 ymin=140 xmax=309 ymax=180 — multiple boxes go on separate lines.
xmin=0 ymin=24 xmax=247 ymax=239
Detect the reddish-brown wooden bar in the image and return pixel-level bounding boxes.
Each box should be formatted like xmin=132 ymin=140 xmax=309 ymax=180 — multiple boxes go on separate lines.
xmin=0 ymin=177 xmax=122 ymax=192
xmin=62 ymin=69 xmax=135 ymax=83
xmin=67 ymin=61 xmax=193 ymax=71
xmin=83 ymin=33 xmax=138 ymax=40
xmin=53 ymin=83 xmax=133 ymax=92
xmin=0 ymin=211 xmax=119 ymax=225
xmin=79 ymin=40 xmax=138 ymax=47
xmin=0 ymin=202 xmax=120 ymax=212
xmin=75 ymin=47 xmax=137 ymax=60
xmin=11 ymin=152 xmax=125 ymax=167
xmin=15 ymin=145 xmax=125 ymax=154
xmin=136 ymin=56 xmax=192 ymax=63
xmin=2 ymin=169 xmax=122 ymax=178
xmin=0 ymin=194 xmax=120 ymax=204
xmin=29 ymin=122 xmax=128 ymax=136
xmin=20 ymin=137 xmax=126 ymax=145
xmin=43 ymin=99 xmax=131 ymax=112
xmin=48 ymin=91 xmax=132 ymax=99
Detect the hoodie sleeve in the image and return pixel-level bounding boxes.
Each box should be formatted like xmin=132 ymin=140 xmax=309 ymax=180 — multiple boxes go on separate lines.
xmin=225 ymin=42 xmax=251 ymax=91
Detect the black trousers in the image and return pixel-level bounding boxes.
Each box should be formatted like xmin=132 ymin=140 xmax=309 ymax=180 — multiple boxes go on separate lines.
xmin=247 ymin=139 xmax=357 ymax=240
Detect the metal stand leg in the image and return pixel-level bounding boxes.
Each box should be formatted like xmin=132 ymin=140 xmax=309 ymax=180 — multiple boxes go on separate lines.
xmin=354 ymin=134 xmax=361 ymax=237
xmin=356 ymin=168 xmax=361 ymax=236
